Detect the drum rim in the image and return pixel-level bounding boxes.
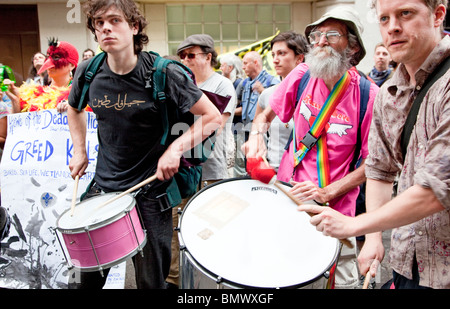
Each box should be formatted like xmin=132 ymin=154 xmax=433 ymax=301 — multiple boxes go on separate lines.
xmin=178 ymin=177 xmax=341 ymax=289
xmin=181 ymin=235 xmax=340 ymax=289
xmin=56 ymin=192 xmax=136 ymax=233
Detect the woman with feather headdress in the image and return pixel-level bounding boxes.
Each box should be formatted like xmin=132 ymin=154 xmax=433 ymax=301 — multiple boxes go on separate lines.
xmin=1 ymin=39 xmax=82 ymax=148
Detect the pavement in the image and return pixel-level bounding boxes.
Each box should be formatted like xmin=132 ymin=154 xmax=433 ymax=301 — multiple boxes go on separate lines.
xmin=124 ymin=229 xmax=393 ymax=290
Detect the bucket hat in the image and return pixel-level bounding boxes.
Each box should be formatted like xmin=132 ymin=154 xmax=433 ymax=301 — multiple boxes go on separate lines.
xmin=305 ymin=6 xmax=366 ymax=65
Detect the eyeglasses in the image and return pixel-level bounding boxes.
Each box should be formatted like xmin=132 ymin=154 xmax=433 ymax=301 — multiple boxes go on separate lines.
xmin=308 ymin=30 xmax=345 ymax=45
xmin=179 ymin=52 xmax=207 ymax=60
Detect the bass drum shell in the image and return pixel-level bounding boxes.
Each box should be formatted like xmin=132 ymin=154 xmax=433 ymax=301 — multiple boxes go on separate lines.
xmin=178 ymin=178 xmax=340 ymax=289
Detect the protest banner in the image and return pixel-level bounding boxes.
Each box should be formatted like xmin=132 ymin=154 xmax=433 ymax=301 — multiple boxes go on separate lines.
xmin=0 ymin=110 xmax=102 ymax=288
xmin=217 ymin=32 xmax=280 ymax=76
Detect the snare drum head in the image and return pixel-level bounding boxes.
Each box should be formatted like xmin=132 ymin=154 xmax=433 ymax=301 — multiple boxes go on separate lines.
xmin=57 ymin=193 xmax=135 ymax=231
xmin=179 ymin=178 xmax=339 ymax=288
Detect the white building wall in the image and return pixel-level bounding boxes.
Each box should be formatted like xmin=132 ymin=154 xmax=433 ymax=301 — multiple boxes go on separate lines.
xmin=36 ymin=2 xmax=97 ymax=60
xmin=16 ymin=0 xmax=381 ymax=72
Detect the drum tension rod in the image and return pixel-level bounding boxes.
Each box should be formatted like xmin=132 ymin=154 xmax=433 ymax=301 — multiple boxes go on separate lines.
xmin=53 ymin=227 xmax=73 ymax=271
xmin=125 ymin=210 xmax=145 ymax=257
xmin=85 ymin=227 xmax=104 ymax=277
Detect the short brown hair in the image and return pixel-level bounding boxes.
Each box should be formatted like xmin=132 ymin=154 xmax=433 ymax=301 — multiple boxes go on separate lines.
xmin=83 ymin=0 xmax=149 ymax=54
xmin=270 ymin=31 xmax=309 ymax=56
xmin=370 ymin=0 xmax=448 ymax=11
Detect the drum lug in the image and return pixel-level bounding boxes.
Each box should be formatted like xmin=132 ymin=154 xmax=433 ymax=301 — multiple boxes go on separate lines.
xmin=53 ymin=227 xmax=73 ymax=269
xmin=215 ymin=276 xmax=224 ymax=289
xmin=324 ymin=271 xmax=330 ymax=279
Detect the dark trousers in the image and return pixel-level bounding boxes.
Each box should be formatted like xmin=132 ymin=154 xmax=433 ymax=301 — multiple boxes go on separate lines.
xmin=68 ymin=184 xmax=173 ymax=289
xmin=390 ymin=258 xmax=431 ymax=289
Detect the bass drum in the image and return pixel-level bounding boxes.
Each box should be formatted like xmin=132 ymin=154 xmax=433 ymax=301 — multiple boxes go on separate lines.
xmin=178 ymin=178 xmax=340 ymax=289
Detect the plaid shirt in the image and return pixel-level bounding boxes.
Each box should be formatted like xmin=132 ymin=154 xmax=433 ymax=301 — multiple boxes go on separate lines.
xmin=366 ymin=36 xmax=450 ymax=288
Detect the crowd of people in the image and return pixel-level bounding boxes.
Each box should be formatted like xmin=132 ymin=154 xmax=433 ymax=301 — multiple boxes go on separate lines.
xmin=0 ymin=0 xmax=449 ymax=290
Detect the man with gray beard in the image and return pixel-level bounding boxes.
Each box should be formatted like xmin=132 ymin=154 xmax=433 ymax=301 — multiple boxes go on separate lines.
xmin=244 ymin=7 xmax=379 ymax=289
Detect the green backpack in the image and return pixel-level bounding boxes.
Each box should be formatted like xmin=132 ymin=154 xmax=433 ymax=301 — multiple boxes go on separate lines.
xmin=78 ymin=51 xmax=212 ymax=205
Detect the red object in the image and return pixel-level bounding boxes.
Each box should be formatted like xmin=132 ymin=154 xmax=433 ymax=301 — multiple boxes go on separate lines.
xmin=246 ymin=157 xmax=264 ymax=176
xmin=38 ymin=40 xmax=79 ymax=75
xmin=246 ymin=156 xmax=276 ymax=184
xmin=252 ymin=167 xmax=276 ymax=184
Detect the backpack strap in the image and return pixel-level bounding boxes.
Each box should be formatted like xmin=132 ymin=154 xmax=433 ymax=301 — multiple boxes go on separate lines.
xmin=295 ymin=70 xmax=311 ymax=105
xmin=400 ymin=56 xmax=450 ymax=161
xmin=147 ymin=51 xmax=195 ymax=146
xmin=149 ymin=53 xmax=171 ymax=145
xmin=349 ymin=74 xmax=371 ymax=170
xmin=284 ymin=70 xmax=311 ymax=150
xmin=78 ymin=52 xmax=106 ymax=111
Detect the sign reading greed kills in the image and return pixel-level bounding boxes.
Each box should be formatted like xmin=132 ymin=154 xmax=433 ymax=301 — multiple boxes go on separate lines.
xmin=0 ymin=110 xmax=98 ymax=288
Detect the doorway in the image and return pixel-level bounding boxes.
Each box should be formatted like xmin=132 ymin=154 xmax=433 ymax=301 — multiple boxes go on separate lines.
xmin=0 ymin=5 xmax=40 ymax=85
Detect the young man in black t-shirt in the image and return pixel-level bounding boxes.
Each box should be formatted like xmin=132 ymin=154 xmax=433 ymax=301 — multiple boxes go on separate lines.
xmin=67 ymin=0 xmax=221 ymax=289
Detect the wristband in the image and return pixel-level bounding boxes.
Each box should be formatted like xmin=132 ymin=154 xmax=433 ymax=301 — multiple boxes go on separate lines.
xmin=250 ymin=130 xmax=262 ymax=136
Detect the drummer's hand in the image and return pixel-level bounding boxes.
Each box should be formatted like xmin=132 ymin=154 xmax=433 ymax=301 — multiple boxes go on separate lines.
xmin=242 ymin=132 xmax=266 ymax=159
xmin=297 ymin=203 xmax=354 ymax=239
xmin=290 ymin=180 xmax=329 ymax=204
xmin=69 ymin=151 xmax=89 ymax=179
xmin=357 ymin=234 xmax=384 ymax=278
xmin=157 ymin=143 xmax=182 ymax=181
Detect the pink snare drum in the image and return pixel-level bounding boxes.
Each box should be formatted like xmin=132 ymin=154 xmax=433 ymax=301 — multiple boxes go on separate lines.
xmin=56 ymin=193 xmax=146 ymax=275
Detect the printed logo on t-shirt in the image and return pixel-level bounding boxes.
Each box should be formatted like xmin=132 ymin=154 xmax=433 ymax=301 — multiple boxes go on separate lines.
xmin=90 ymin=94 xmax=145 ymax=111
xmin=300 ymin=94 xmax=353 ymax=137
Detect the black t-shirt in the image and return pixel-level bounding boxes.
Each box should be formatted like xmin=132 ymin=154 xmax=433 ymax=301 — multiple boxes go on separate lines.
xmin=69 ymin=52 xmax=203 ymax=193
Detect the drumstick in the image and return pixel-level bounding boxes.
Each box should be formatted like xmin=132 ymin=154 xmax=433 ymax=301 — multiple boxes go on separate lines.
xmin=273 ymin=179 xmax=353 ymax=249
xmin=362 ymin=272 xmax=372 ymax=289
xmin=248 ymin=156 xmax=353 ymax=249
xmin=70 ymin=175 xmax=80 ymax=217
xmin=95 ymin=174 xmax=158 ymax=210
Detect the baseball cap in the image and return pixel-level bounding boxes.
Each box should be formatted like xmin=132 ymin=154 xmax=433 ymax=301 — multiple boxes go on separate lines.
xmin=38 ymin=40 xmax=79 ymax=75
xmin=305 ymin=6 xmax=366 ymax=65
xmin=177 ymin=34 xmax=215 ymax=55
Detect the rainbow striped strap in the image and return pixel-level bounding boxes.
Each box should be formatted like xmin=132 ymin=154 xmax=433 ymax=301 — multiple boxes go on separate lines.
xmin=316 ymin=134 xmax=330 ymax=188
xmin=292 ymin=71 xmax=351 ymax=185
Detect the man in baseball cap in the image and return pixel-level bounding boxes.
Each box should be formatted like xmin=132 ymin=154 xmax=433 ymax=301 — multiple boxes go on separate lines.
xmin=176 ymin=34 xmax=216 ymax=58
xmin=167 ymin=33 xmax=237 ymax=288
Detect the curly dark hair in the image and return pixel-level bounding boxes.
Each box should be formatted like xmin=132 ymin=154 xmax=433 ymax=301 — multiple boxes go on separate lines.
xmin=83 ymin=0 xmax=149 ymax=54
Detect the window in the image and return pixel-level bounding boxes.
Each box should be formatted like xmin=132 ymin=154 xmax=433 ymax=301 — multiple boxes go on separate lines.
xmin=167 ymin=4 xmax=291 ymax=56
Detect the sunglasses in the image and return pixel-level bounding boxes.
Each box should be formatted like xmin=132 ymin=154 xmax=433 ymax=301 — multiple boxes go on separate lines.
xmin=179 ymin=52 xmax=207 ymax=60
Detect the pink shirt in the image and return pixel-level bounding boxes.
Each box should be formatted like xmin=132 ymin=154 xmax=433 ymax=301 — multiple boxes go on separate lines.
xmin=270 ymin=64 xmax=378 ymax=216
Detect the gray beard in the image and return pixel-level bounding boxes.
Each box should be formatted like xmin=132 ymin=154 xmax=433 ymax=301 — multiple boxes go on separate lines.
xmin=305 ymin=46 xmax=353 ymax=80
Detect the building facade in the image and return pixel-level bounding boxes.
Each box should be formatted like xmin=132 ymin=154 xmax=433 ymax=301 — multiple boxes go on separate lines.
xmin=0 ymin=0 xmax=383 ymax=84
